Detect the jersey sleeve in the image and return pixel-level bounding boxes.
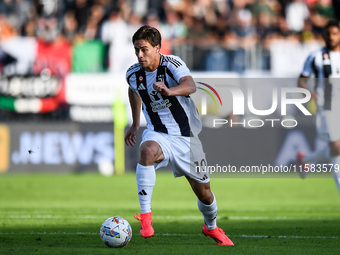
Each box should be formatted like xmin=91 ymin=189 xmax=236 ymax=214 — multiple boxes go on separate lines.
xmin=301 ymin=53 xmax=315 ymax=77
xmin=167 ymin=56 xmax=191 ymax=83
xmin=126 ymin=64 xmax=138 ymax=93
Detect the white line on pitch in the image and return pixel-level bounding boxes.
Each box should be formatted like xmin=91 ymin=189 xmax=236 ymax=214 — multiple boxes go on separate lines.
xmin=1 ymin=215 xmax=339 ymax=221
xmin=0 ymin=232 xmax=339 ymax=239
xmin=153 ymin=216 xmax=340 ymax=220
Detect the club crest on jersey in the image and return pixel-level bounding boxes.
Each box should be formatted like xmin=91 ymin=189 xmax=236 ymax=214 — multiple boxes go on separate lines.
xmin=139 ymin=76 xmax=144 ymax=81
xmin=157 ymin=75 xmax=165 ymax=83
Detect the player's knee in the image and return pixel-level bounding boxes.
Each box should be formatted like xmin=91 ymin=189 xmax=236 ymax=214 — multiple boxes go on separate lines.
xmin=140 ymin=144 xmax=158 ymax=163
xmin=330 ymin=140 xmax=340 ymax=156
xmin=331 ymin=147 xmax=340 ymax=156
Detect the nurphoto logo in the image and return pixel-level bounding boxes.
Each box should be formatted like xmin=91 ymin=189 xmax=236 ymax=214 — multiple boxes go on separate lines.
xmin=197 ymin=82 xmax=312 ymax=128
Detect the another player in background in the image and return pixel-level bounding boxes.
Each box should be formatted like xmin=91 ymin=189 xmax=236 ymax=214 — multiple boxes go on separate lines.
xmin=125 ymin=25 xmax=234 ymax=245
xmin=297 ymin=20 xmax=340 ymax=193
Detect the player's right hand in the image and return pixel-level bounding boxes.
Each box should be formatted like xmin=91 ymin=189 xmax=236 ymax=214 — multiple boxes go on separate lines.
xmin=125 ymin=125 xmax=139 ymax=147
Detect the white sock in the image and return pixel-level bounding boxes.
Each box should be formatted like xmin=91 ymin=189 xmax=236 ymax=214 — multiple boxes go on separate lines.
xmin=136 ymin=163 xmax=156 ymax=214
xmin=197 ymin=193 xmax=217 ymax=230
xmin=331 ymin=155 xmax=340 ymax=195
xmin=304 ymin=147 xmax=330 ymax=164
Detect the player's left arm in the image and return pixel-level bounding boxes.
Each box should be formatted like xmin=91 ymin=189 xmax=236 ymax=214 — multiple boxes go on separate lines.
xmin=299 ymin=52 xmax=317 ymax=99
xmin=153 ymin=75 xmax=196 ymax=96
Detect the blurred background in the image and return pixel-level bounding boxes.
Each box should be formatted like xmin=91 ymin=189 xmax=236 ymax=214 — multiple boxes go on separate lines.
xmin=0 ymin=0 xmax=337 ymax=174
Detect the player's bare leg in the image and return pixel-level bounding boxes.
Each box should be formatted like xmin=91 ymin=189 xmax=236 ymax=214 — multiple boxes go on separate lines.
xmin=134 ymin=141 xmax=164 ymax=238
xmin=186 ymin=176 xmax=234 ymax=245
xmin=139 ymin=141 xmax=165 ymax=166
xmin=330 ymin=139 xmax=340 ymax=195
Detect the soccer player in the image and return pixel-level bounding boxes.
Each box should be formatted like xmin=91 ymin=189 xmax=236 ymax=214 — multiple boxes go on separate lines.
xmin=297 ymin=20 xmax=340 ymax=193
xmin=124 ymin=25 xmax=234 ymax=245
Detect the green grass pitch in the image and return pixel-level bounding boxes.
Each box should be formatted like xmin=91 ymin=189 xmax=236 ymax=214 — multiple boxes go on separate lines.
xmin=1 ymin=172 xmax=340 ymax=255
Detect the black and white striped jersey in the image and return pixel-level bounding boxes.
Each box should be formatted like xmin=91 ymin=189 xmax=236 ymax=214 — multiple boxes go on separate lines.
xmin=301 ymin=47 xmax=340 ymax=110
xmin=126 ymin=54 xmax=202 ymax=137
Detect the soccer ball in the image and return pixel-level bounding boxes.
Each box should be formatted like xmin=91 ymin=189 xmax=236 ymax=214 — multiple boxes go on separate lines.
xmin=100 ymin=216 xmax=132 ymax=248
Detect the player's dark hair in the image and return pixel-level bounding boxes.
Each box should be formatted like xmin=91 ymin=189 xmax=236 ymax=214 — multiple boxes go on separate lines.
xmin=325 ymin=20 xmax=340 ymax=30
xmin=132 ymin=25 xmax=161 ymax=47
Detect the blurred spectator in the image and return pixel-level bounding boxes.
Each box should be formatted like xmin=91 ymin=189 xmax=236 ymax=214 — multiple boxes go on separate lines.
xmin=229 ymin=8 xmax=257 ymax=72
xmin=165 ymin=0 xmax=188 ymax=11
xmin=33 ymin=29 xmax=72 ymax=77
xmin=276 ymin=14 xmax=290 ymax=37
xmin=69 ymin=0 xmax=93 ymax=33
xmin=314 ymin=0 xmax=334 ymax=18
xmin=301 ymin=20 xmax=316 ymax=42
xmin=0 ymin=0 xmax=334 ymax=75
xmin=310 ymin=0 xmax=334 ymax=34
xmin=23 ymin=19 xmax=37 ymax=37
xmin=62 ymin=10 xmax=78 ymax=42
xmin=0 ymin=14 xmax=36 ymax=76
xmin=185 ymin=16 xmax=209 ymax=70
xmin=285 ymin=0 xmax=309 ymax=32
xmin=101 ymin=8 xmax=129 ymax=46
xmin=0 ymin=0 xmax=33 ymax=30
xmin=148 ymin=0 xmax=165 ymax=20
xmin=230 ymin=9 xmax=257 ymax=47
xmin=192 ymin=0 xmax=219 ymax=26
xmin=214 ymin=0 xmax=231 ymax=18
xmin=256 ymin=10 xmax=278 ymax=70
xmin=101 ymin=8 xmax=132 ymax=72
xmin=161 ymin=10 xmax=187 ymax=44
xmin=251 ymin=0 xmax=275 ymax=17
xmin=145 ymin=10 xmax=171 ymax=55
xmin=205 ymin=25 xmax=228 ymax=72
xmin=36 ymin=17 xmax=59 ymax=43
xmin=221 ymin=28 xmax=243 ymax=72
xmin=82 ymin=3 xmax=105 ymax=39
xmin=186 ymin=17 xmax=209 ymax=46
xmin=0 ymin=14 xmax=17 ymax=41
xmin=333 ymin=0 xmax=340 ymax=21
xmin=130 ymin=0 xmax=149 ymax=17
xmin=94 ymin=0 xmax=117 ymax=20
xmin=145 ymin=9 xmax=161 ymax=29
xmin=83 ymin=15 xmax=99 ymax=39
xmin=256 ymin=10 xmax=278 ymax=45
xmin=40 ymin=0 xmax=63 ymax=17
xmin=128 ymin=12 xmax=142 ymax=34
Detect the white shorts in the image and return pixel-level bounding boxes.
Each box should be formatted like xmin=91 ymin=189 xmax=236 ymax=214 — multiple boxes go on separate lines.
xmin=140 ymin=129 xmax=210 ymax=183
xmin=316 ymin=109 xmax=340 ymax=142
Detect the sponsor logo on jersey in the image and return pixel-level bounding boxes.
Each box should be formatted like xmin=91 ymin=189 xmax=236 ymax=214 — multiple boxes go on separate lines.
xmin=150 ymin=99 xmax=172 ymax=112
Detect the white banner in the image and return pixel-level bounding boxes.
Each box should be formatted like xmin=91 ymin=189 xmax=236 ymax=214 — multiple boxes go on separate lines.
xmin=65 ymin=73 xmax=128 ymax=105
xmin=270 ymin=40 xmax=322 ymax=77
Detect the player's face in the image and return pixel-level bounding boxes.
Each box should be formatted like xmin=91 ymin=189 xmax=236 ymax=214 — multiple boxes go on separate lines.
xmin=134 ymin=40 xmax=160 ymax=72
xmin=324 ymin=26 xmax=340 ymax=50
